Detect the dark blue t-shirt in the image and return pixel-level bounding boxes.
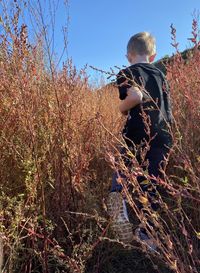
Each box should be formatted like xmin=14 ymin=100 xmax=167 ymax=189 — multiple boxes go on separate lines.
xmin=116 ymin=62 xmax=173 ymax=148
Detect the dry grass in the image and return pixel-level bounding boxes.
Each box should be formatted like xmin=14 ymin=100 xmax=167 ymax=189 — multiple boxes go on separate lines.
xmin=0 ymin=2 xmax=200 ymax=273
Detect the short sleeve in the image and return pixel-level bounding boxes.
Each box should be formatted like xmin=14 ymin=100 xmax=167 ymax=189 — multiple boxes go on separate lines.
xmin=116 ymin=69 xmax=132 ymax=100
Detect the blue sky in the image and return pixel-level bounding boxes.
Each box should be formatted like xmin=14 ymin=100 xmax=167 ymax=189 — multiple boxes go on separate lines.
xmin=66 ymin=0 xmax=199 ymax=72
xmin=1 ymin=0 xmax=199 ymax=82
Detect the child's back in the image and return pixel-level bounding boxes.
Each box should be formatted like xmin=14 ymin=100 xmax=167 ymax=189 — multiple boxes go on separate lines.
xmin=117 ymin=62 xmax=173 ymax=148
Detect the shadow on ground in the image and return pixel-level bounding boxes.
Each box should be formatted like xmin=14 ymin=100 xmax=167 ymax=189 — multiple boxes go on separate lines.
xmin=84 ymin=239 xmax=175 ymax=273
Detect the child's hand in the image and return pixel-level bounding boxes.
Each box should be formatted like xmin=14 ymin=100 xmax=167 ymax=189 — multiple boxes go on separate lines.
xmin=119 ymin=86 xmax=143 ymax=114
xmin=127 ymin=86 xmax=143 ymax=98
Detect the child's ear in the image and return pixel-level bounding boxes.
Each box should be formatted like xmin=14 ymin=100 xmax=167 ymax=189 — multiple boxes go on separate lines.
xmin=149 ymin=53 xmax=156 ymax=63
xmin=127 ymin=52 xmax=133 ymax=64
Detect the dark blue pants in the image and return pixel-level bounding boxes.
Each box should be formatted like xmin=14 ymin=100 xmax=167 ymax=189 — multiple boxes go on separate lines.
xmin=110 ymin=144 xmax=171 ymax=211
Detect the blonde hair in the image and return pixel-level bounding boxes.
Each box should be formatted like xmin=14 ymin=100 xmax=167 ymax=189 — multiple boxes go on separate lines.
xmin=127 ymin=32 xmax=156 ymax=56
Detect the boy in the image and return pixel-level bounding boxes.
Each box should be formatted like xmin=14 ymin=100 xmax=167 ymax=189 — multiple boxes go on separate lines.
xmin=107 ymin=32 xmax=173 ymax=249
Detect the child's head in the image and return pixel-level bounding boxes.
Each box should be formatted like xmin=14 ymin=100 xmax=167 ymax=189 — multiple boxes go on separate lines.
xmin=126 ymin=32 xmax=156 ymax=64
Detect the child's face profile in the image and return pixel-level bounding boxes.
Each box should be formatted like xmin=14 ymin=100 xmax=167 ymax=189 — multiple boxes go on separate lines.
xmin=126 ymin=51 xmax=135 ymax=64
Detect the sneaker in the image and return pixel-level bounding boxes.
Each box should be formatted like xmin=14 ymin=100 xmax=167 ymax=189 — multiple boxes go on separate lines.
xmin=135 ymin=227 xmax=158 ymax=252
xmin=107 ymin=191 xmax=133 ymax=244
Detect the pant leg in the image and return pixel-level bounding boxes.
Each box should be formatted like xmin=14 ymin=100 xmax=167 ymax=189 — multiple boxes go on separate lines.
xmin=133 ymin=145 xmax=171 ymax=232
xmin=109 ymin=143 xmax=171 ymax=211
xmin=136 ymin=145 xmax=171 ymax=211
xmin=110 ymin=146 xmax=132 ymax=193
xmin=110 ymin=172 xmax=124 ymax=192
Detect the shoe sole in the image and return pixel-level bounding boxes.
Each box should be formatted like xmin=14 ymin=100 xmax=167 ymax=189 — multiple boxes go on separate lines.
xmin=107 ymin=192 xmax=133 ymax=244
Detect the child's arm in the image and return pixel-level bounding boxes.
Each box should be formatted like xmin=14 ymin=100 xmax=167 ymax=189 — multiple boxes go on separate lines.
xmin=119 ymin=86 xmax=143 ymax=114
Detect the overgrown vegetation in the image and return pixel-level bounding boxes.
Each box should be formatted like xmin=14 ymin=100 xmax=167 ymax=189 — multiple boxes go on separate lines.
xmin=0 ymin=1 xmax=200 ymax=273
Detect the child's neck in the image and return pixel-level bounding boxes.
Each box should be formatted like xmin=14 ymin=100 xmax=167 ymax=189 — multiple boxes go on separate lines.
xmin=131 ymin=55 xmax=149 ymax=65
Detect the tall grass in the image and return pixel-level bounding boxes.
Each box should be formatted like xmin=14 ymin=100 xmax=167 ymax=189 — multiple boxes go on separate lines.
xmin=0 ymin=1 xmax=200 ymax=273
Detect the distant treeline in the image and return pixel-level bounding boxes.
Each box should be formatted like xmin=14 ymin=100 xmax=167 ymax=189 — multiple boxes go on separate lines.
xmin=154 ymin=45 xmax=200 ymax=74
